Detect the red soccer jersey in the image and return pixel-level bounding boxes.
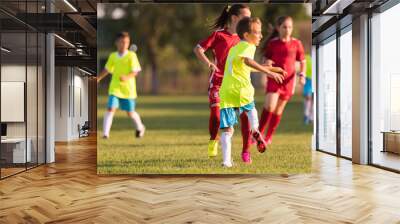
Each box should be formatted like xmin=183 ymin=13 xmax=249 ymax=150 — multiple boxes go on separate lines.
xmin=198 ymin=29 xmax=240 ymax=78
xmin=264 ymin=37 xmax=305 ymax=78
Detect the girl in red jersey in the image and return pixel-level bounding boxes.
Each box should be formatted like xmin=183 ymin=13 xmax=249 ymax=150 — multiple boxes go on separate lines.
xmin=194 ymin=4 xmax=253 ymax=162
xmin=258 ymin=16 xmax=307 ymax=144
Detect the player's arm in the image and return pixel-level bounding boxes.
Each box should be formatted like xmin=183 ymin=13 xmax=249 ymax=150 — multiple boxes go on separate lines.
xmin=261 ymin=57 xmax=274 ymax=66
xmin=243 ymin=57 xmax=285 ymax=84
xmin=193 ymin=45 xmax=219 ymax=72
xmin=296 ymin=41 xmax=306 ymax=85
xmin=126 ymin=71 xmax=139 ymax=79
xmin=259 ymin=57 xmax=285 ymax=74
xmin=298 ymin=59 xmax=306 ymax=85
xmin=97 ymin=69 xmax=109 ymax=84
xmin=120 ymin=71 xmax=140 ymax=82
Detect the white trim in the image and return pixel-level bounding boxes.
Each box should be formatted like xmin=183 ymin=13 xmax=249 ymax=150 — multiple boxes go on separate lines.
xmin=1 ymin=47 xmax=11 ymax=53
xmin=77 ymin=67 xmax=92 ymax=76
xmin=63 ymin=0 xmax=78 ymax=12
xmin=117 ymin=51 xmax=128 ymax=58
xmin=54 ymin=34 xmax=75 ymax=48
xmin=196 ymin=44 xmax=204 ymax=51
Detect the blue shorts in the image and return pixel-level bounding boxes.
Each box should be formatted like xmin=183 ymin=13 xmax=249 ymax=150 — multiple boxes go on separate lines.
xmin=220 ymin=102 xmax=255 ymax=129
xmin=303 ymin=77 xmax=313 ymax=97
xmin=107 ymin=95 xmax=136 ymax=112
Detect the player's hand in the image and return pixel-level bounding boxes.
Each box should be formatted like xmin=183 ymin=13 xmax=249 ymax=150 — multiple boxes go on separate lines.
xmin=120 ymin=75 xmax=129 ymax=82
xmin=208 ymin=62 xmax=219 ymax=73
xmin=273 ymin=67 xmax=287 ymax=76
xmin=299 ymin=76 xmax=306 ymax=85
xmin=96 ymin=77 xmax=100 ymax=84
xmin=268 ymin=72 xmax=285 ymax=84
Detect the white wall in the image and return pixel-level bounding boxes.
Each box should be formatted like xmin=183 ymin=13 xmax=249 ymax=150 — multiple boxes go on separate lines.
xmin=54 ymin=67 xmax=89 ymax=141
xmin=1 ymin=65 xmax=27 ymax=138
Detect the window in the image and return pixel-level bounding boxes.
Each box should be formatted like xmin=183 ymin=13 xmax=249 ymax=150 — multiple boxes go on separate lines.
xmin=317 ymin=35 xmax=337 ymax=154
xmin=339 ymin=27 xmax=352 ymax=158
xmin=370 ymin=3 xmax=400 ymax=171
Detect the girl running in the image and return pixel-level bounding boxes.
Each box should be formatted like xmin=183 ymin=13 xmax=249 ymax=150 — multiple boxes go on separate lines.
xmin=194 ymin=4 xmax=253 ymax=159
xmin=258 ymin=16 xmax=306 ymax=144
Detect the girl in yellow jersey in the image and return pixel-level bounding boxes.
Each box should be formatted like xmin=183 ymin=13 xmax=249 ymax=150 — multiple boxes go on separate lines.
xmin=97 ymin=32 xmax=145 ymax=139
xmin=219 ymin=18 xmax=286 ymax=167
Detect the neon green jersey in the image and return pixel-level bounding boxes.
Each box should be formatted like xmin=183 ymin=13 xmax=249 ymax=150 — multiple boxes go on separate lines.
xmin=105 ymin=51 xmax=141 ymax=99
xmin=305 ymin=54 xmax=312 ymax=79
xmin=220 ymin=41 xmax=256 ymax=109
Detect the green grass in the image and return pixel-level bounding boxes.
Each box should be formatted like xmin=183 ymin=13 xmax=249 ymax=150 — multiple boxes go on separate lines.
xmin=97 ymin=95 xmax=312 ymax=174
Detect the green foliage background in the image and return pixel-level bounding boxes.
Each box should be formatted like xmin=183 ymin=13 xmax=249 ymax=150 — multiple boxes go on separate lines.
xmin=97 ymin=3 xmax=311 ymax=94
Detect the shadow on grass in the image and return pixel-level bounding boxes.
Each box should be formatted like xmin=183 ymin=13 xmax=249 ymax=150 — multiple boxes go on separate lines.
xmin=98 ymin=114 xmax=209 ymax=130
xmin=98 ymin=95 xmax=313 ymax=134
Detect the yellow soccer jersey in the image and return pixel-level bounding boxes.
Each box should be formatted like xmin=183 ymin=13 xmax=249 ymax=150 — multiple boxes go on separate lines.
xmin=105 ymin=50 xmax=141 ymax=99
xmin=220 ymin=41 xmax=256 ymax=108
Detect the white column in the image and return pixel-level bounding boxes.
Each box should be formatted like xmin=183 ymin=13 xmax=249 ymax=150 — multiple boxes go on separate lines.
xmin=352 ymin=14 xmax=369 ymax=164
xmin=46 ymin=32 xmax=55 ymax=163
xmin=45 ymin=0 xmax=55 ymax=163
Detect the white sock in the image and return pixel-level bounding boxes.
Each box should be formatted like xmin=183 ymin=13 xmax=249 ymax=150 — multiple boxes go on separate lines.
xmin=220 ymin=131 xmax=233 ymax=166
xmin=309 ymin=99 xmax=314 ymax=121
xmin=304 ymin=100 xmax=309 ymax=118
xmin=103 ymin=111 xmax=114 ymax=137
xmin=245 ymin=108 xmax=259 ymax=132
xmin=305 ymin=99 xmax=313 ymax=120
xmin=128 ymin=111 xmax=145 ymax=131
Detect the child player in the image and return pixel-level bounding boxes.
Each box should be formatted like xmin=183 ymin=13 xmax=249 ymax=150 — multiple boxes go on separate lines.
xmin=194 ymin=4 xmax=253 ymax=159
xmin=259 ymin=16 xmax=306 ymax=144
xmin=219 ymin=17 xmax=286 ymax=166
xmin=97 ymin=32 xmax=145 ymax=139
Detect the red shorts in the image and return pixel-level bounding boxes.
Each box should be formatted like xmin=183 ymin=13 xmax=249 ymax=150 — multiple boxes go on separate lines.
xmin=265 ymin=74 xmax=296 ymax=101
xmin=208 ymin=73 xmax=223 ymax=106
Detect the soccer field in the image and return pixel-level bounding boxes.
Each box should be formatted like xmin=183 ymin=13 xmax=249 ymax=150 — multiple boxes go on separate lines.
xmin=97 ymin=95 xmax=312 ymax=174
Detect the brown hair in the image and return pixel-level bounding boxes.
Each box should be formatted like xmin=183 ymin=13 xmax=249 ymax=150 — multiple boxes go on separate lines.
xmin=211 ymin=4 xmax=249 ymax=30
xmin=263 ymin=16 xmax=292 ymax=51
xmin=115 ymin=31 xmax=130 ymax=41
xmin=236 ymin=17 xmax=261 ymax=40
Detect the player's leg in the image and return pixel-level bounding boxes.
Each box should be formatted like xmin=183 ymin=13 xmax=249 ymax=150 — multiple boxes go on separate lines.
xmin=123 ymin=98 xmax=145 ymax=138
xmin=304 ymin=95 xmax=312 ymax=124
xmin=309 ymin=95 xmax=314 ymax=123
xmin=220 ymin=108 xmax=237 ymax=167
xmin=265 ymin=97 xmax=288 ymax=143
xmin=103 ymin=95 xmax=118 ymax=138
xmin=240 ymin=112 xmax=252 ymax=153
xmin=220 ymin=127 xmax=234 ymax=167
xmin=208 ymin=84 xmax=221 ymax=157
xmin=303 ymin=77 xmax=313 ymax=124
xmin=244 ymin=105 xmax=267 ymax=153
xmin=239 ymin=112 xmax=252 ymax=163
xmin=259 ymin=92 xmax=279 ymax=135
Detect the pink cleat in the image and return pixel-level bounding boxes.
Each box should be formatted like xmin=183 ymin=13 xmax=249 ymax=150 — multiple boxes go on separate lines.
xmin=241 ymin=152 xmax=252 ymax=164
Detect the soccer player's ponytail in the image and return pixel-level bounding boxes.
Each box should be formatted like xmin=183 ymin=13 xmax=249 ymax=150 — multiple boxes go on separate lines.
xmin=211 ymin=4 xmax=249 ymax=30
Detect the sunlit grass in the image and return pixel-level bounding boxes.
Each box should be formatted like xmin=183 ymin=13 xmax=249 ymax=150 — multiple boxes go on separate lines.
xmin=97 ymin=95 xmax=312 ymax=174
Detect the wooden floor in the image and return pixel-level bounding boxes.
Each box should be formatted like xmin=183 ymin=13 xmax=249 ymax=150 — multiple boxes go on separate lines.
xmin=1 ymin=136 xmax=400 ymax=224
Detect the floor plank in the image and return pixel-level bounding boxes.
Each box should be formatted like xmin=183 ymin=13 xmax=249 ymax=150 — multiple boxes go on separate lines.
xmin=0 ymin=135 xmax=399 ymax=223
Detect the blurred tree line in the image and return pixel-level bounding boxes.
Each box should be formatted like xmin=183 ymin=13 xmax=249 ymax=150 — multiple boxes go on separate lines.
xmin=97 ymin=3 xmax=311 ymax=95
